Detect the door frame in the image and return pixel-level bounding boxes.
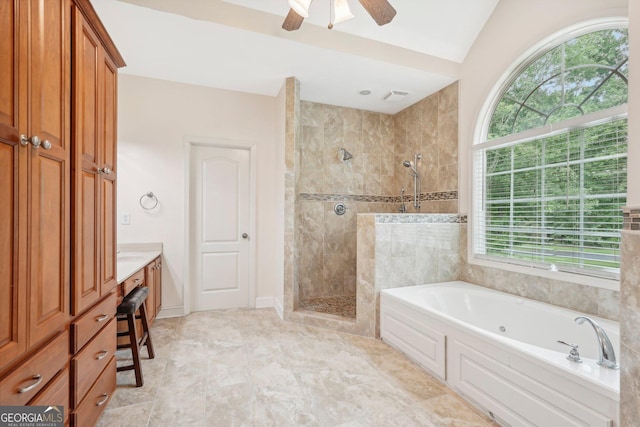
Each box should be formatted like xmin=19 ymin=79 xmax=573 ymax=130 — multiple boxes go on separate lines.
xmin=183 ymin=136 xmax=257 ymax=315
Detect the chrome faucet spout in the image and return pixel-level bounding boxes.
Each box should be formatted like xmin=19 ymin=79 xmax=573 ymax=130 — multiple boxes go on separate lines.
xmin=575 ymin=316 xmax=618 ymax=369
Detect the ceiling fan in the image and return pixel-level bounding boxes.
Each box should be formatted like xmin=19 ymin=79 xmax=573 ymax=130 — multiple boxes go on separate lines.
xmin=282 ymin=0 xmax=397 ymax=31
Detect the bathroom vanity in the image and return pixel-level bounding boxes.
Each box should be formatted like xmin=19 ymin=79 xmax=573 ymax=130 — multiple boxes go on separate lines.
xmin=117 ymin=244 xmax=163 ymax=326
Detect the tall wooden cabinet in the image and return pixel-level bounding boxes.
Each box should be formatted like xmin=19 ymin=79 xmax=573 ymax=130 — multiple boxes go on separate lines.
xmin=72 ymin=4 xmax=119 ymax=315
xmin=0 ymin=0 xmax=70 ymax=374
xmin=0 ymin=0 xmax=124 ymax=424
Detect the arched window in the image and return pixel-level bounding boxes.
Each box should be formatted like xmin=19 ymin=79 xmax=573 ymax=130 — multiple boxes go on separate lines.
xmin=473 ymin=25 xmax=628 ymax=282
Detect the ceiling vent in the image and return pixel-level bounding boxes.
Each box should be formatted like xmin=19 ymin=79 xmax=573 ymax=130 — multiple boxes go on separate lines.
xmin=383 ymin=90 xmax=408 ymax=102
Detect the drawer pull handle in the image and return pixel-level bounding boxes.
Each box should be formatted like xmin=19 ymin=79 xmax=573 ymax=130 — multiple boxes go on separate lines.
xmin=17 ymin=374 xmax=43 ymax=393
xmin=95 ymin=314 xmax=109 ymax=322
xmin=96 ymin=393 xmax=109 ymax=406
xmin=134 ymin=278 xmax=142 ymax=285
xmin=96 ymin=350 xmax=109 ymax=360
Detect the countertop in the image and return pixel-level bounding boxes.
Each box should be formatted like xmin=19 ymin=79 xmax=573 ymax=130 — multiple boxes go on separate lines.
xmin=117 ymin=243 xmax=163 ymax=284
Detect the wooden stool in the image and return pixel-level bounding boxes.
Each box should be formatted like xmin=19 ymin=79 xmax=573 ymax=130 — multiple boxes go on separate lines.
xmin=116 ymin=286 xmax=155 ymax=387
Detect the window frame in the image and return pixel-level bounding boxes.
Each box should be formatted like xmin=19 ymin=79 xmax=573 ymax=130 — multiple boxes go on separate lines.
xmin=469 ymin=20 xmax=628 ymax=291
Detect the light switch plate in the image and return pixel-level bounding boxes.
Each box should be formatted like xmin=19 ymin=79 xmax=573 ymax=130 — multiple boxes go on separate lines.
xmin=121 ymin=211 xmax=130 ymax=225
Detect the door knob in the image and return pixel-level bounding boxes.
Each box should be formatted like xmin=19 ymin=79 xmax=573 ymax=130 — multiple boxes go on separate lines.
xmin=242 ymin=233 xmax=248 ymax=239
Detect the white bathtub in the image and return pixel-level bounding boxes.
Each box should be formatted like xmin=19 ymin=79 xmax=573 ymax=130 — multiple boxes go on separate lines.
xmin=380 ymin=281 xmax=620 ymax=427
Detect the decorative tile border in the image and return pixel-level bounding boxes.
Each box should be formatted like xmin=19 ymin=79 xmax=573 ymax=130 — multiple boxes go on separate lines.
xmin=623 ymin=206 xmax=640 ymax=231
xmin=298 ymin=193 xmax=396 ymax=203
xmin=375 ymin=213 xmax=464 ymax=224
xmin=299 ymin=190 xmax=458 ymax=203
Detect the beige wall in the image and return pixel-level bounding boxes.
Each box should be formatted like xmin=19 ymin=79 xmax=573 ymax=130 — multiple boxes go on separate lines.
xmin=116 ymin=74 xmax=282 ymax=316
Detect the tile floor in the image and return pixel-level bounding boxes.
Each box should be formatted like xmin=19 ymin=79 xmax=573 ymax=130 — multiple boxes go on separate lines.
xmin=98 ymin=308 xmax=499 ymax=427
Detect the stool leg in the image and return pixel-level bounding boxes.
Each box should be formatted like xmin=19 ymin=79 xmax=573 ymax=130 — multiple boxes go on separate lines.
xmin=127 ymin=313 xmax=144 ymax=387
xmin=139 ymin=302 xmax=155 ymax=359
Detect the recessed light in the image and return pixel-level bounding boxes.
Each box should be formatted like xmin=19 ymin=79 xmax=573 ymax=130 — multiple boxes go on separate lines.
xmin=358 ymin=89 xmax=372 ymax=96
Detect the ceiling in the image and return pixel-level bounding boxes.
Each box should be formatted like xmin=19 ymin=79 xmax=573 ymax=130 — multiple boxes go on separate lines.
xmin=91 ymin=0 xmax=498 ymax=114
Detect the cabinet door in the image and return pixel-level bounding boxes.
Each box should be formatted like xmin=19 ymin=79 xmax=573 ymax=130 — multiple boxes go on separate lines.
xmin=72 ymin=8 xmax=102 ymax=314
xmin=99 ymin=53 xmax=118 ymax=296
xmin=155 ymin=258 xmax=162 ymax=316
xmin=0 ymin=0 xmax=27 ymax=370
xmin=27 ymin=0 xmax=70 ymax=346
xmin=145 ymin=263 xmax=156 ymax=324
xmin=0 ymin=0 xmax=21 ymax=143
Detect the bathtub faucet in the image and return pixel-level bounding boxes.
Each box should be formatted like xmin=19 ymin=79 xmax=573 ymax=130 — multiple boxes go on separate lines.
xmin=575 ymin=316 xmax=618 ymax=369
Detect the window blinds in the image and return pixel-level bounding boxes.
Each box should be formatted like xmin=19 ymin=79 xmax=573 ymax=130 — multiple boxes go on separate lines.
xmin=473 ymin=118 xmax=627 ymax=279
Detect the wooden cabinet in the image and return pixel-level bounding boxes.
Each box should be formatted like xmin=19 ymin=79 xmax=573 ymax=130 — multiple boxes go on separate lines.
xmin=72 ymin=357 xmax=116 ymax=427
xmin=145 ymin=257 xmax=163 ymax=324
xmin=71 ymin=319 xmax=115 ymax=407
xmin=1 ymin=1 xmax=124 ymax=424
xmin=0 ymin=331 xmax=69 ymax=406
xmin=68 ymin=2 xmax=124 ymax=424
xmin=72 ymin=5 xmax=119 ymax=315
xmin=0 ymin=0 xmax=70 ymax=373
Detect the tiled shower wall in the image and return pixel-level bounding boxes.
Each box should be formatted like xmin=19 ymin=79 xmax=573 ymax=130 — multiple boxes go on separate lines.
xmin=296 ymin=83 xmax=460 ymax=301
xmin=621 ymin=208 xmax=640 ymax=425
xmin=356 ymin=213 xmax=463 ymax=337
xmin=393 ymin=83 xmax=459 ymax=213
xmin=296 ymin=102 xmax=397 ymax=300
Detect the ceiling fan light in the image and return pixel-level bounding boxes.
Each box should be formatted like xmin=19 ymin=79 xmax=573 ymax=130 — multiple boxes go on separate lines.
xmin=288 ymin=0 xmax=312 ymax=18
xmin=333 ymin=0 xmax=354 ymax=24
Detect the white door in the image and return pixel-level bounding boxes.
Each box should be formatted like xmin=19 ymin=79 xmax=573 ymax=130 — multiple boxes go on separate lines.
xmin=190 ymin=145 xmax=251 ymax=310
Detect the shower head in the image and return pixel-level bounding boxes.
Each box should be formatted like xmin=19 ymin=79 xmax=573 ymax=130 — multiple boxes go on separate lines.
xmin=340 ymin=148 xmax=353 ymax=161
xmin=403 ymin=160 xmax=418 ymax=176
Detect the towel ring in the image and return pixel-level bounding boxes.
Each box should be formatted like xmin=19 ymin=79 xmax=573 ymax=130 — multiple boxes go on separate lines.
xmin=139 ymin=192 xmax=159 ymax=210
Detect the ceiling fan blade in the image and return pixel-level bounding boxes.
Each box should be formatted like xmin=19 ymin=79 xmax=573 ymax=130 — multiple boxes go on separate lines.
xmin=282 ymin=8 xmax=304 ymax=31
xmin=358 ymin=0 xmax=396 ymax=26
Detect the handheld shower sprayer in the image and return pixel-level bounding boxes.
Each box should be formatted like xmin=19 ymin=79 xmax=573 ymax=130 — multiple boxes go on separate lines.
xmin=402 ymin=154 xmax=421 ymax=212
xmin=402 ymin=160 xmax=418 ymax=176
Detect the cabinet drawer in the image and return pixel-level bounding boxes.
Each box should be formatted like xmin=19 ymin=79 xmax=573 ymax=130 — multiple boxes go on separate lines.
xmin=72 ymin=318 xmax=116 ymax=407
xmin=29 ymin=367 xmax=69 ymax=425
xmin=0 ymin=331 xmax=69 ymax=406
xmin=72 ymin=292 xmax=116 ymax=353
xmin=73 ymin=356 xmax=116 ymax=427
xmin=122 ymin=269 xmax=144 ymax=298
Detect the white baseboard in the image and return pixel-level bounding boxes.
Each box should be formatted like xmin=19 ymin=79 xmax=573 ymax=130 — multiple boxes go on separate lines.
xmin=155 ymin=306 xmax=185 ymax=319
xmin=273 ymin=297 xmax=284 ymax=319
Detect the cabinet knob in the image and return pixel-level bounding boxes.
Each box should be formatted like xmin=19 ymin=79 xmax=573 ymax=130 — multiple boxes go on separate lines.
xmin=20 ymin=135 xmax=48 ymax=149
xmin=97 ymin=166 xmax=112 ymax=175
xmin=242 ymin=233 xmax=249 ymax=239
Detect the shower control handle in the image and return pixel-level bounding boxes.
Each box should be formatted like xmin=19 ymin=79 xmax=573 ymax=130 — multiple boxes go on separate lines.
xmin=242 ymin=233 xmax=248 ymax=239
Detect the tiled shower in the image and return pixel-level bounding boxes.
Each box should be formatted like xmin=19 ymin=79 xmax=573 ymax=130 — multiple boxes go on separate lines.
xmin=294 ymin=83 xmax=460 ymax=319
